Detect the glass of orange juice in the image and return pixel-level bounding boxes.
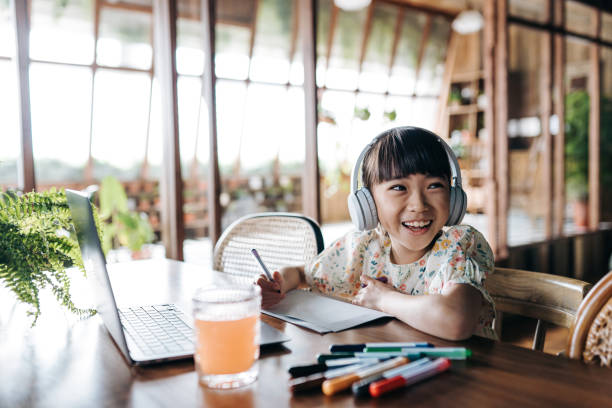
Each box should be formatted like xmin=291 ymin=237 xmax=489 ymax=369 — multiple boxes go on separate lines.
xmin=193 ymin=284 xmax=261 ymax=389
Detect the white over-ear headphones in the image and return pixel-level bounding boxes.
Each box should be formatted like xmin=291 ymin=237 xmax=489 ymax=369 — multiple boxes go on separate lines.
xmin=347 ymin=126 xmax=467 ymax=231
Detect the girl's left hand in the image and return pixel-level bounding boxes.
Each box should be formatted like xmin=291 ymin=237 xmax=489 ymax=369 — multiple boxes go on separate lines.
xmin=352 ymin=275 xmax=392 ymax=311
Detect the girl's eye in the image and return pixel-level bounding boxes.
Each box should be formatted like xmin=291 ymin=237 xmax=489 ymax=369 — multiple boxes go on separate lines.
xmin=390 ymin=184 xmax=405 ymax=191
xmin=427 ymin=182 xmax=444 ymax=190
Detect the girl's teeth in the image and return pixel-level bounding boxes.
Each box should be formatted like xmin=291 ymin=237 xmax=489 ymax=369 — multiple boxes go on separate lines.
xmin=402 ymin=220 xmax=432 ymax=228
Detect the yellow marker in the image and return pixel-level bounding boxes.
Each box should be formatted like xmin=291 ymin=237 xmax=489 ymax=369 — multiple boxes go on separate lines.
xmin=321 ymin=356 xmax=409 ymax=396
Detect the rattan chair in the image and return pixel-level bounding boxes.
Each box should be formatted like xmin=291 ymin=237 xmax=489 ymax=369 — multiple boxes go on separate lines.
xmin=567 ymin=271 xmax=612 ymax=367
xmin=485 ymin=267 xmax=592 ymax=351
xmin=213 ymin=212 xmax=324 ymax=280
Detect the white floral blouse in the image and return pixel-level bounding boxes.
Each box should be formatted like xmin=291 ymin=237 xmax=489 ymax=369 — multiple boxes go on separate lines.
xmin=305 ymin=224 xmax=497 ymax=339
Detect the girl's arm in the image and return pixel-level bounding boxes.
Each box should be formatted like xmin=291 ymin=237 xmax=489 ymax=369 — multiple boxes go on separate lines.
xmin=353 ymin=275 xmax=482 ymax=341
xmin=256 ymin=265 xmax=305 ymax=309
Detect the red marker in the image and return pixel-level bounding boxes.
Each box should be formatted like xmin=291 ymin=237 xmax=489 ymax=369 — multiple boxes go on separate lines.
xmin=369 ymin=357 xmax=451 ymax=397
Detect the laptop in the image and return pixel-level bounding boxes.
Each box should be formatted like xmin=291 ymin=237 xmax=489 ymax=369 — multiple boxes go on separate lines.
xmin=66 ymin=189 xmax=289 ymax=366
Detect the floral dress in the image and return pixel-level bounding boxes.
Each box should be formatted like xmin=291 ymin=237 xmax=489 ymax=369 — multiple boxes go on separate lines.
xmin=305 ymin=224 xmax=497 ymax=339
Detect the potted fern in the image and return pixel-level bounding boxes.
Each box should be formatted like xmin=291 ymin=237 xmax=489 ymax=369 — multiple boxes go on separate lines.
xmin=0 ymin=189 xmax=96 ymax=325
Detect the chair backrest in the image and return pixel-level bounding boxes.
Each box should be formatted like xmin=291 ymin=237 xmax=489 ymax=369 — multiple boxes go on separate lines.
xmin=213 ymin=212 xmax=324 ymax=279
xmin=567 ymin=271 xmax=612 ymax=367
xmin=486 ymin=267 xmax=592 ymax=351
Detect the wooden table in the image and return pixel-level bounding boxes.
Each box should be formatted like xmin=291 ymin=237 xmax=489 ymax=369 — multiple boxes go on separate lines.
xmin=1 ymin=259 xmax=611 ymax=407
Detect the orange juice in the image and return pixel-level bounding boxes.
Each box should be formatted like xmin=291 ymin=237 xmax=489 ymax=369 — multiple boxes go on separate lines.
xmin=195 ymin=314 xmax=259 ymax=375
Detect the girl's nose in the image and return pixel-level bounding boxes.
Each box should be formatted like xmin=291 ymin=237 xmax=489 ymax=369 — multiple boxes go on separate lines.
xmin=406 ymin=190 xmax=428 ymax=211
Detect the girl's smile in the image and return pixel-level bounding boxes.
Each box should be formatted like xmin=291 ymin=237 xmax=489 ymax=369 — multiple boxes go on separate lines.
xmin=371 ymin=173 xmax=450 ymax=264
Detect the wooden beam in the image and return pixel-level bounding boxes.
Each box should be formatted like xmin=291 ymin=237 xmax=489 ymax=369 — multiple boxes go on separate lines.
xmin=300 ymin=0 xmax=320 ymax=223
xmin=379 ymin=0 xmax=457 ymax=18
xmin=387 ymin=7 xmax=404 ymax=78
xmin=495 ymin=0 xmax=509 ymax=258
xmin=324 ymin=4 xmax=339 ymax=73
xmin=357 ymin=1 xmax=376 ymax=73
xmin=153 ymin=0 xmax=184 ymax=260
xmin=434 ymin=30 xmax=457 ymax=137
xmin=202 ymin=0 xmax=222 ymax=249
xmin=541 ymin=0 xmax=553 ymax=239
xmin=553 ymin=0 xmax=566 ymax=237
xmin=588 ymin=8 xmax=601 ymax=230
xmin=483 ymin=0 xmax=498 ymax=255
xmin=413 ymin=13 xmax=432 ymax=95
xmin=11 ymin=0 xmax=35 ymax=192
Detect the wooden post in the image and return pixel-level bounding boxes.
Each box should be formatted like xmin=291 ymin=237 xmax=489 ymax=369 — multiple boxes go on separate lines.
xmin=153 ymin=0 xmax=184 ymax=260
xmin=301 ymin=0 xmax=320 ymax=223
xmin=541 ymin=1 xmax=553 ymax=240
xmin=588 ymin=9 xmax=601 ymax=230
xmin=483 ymin=0 xmax=498 ymax=256
xmin=11 ymin=0 xmax=35 ymax=192
xmin=553 ymin=0 xmax=565 ymax=237
xmin=495 ymin=0 xmax=509 ymax=258
xmin=201 ymin=0 xmax=222 ymax=248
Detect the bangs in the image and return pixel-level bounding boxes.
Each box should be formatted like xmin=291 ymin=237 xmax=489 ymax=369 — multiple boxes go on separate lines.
xmin=363 ymin=128 xmax=451 ymax=187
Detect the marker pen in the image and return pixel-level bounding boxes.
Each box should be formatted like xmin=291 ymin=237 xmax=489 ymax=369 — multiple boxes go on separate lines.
xmin=359 ymin=347 xmax=471 ymax=360
xmin=330 ymin=342 xmax=433 ymax=353
xmin=369 ymin=358 xmax=451 ymax=397
xmin=322 ymin=356 xmax=409 ymax=396
xmin=351 ymin=357 xmax=431 ymax=397
xmin=317 ymin=352 xmax=422 ymax=363
xmin=289 ymin=361 xmax=379 ymax=392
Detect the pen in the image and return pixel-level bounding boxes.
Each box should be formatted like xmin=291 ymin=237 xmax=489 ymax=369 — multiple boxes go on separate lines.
xmin=369 ymin=357 xmax=451 ymax=397
xmin=330 ymin=342 xmax=433 ymax=353
xmin=317 ymin=352 xmax=422 ymax=363
xmin=288 ymin=363 xmax=327 ymax=378
xmin=324 ymin=357 xmax=382 ymax=367
xmin=322 ymin=356 xmax=409 ymax=396
xmin=360 ymin=347 xmax=471 ymax=360
xmin=351 ymin=357 xmax=431 ymax=397
xmin=289 ymin=361 xmax=380 ymax=392
xmin=251 ymin=248 xmax=274 ymax=281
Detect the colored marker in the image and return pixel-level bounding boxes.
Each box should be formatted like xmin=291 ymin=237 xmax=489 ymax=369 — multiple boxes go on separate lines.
xmin=361 ymin=347 xmax=471 ymax=360
xmin=288 ymin=363 xmax=327 ymax=378
xmin=324 ymin=357 xmax=382 ymax=368
xmin=317 ymin=352 xmax=421 ymax=363
xmin=322 ymin=356 xmax=410 ymax=396
xmin=289 ymin=361 xmax=379 ymax=393
xmin=330 ymin=342 xmax=433 ymax=353
xmin=369 ymin=357 xmax=451 ymax=397
xmin=352 ymin=357 xmax=431 ymax=397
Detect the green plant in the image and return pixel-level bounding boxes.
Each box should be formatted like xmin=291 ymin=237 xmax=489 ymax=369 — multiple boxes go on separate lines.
xmin=98 ymin=176 xmax=154 ymax=254
xmin=384 ymin=109 xmax=397 ymax=122
xmin=565 ymin=90 xmax=589 ymax=201
xmin=0 ymin=189 xmax=96 ymax=325
xmin=354 ymin=106 xmax=371 ymax=121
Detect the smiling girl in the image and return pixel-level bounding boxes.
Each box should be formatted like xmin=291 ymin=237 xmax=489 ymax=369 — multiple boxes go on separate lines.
xmin=257 ymin=126 xmax=496 ymax=341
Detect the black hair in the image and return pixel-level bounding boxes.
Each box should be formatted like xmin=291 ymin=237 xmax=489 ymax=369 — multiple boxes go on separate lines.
xmin=361 ymin=126 xmax=452 ymax=189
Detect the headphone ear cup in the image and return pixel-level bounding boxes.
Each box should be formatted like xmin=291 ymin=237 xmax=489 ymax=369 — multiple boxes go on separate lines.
xmin=348 ymin=188 xmax=378 ymax=231
xmin=446 ymin=186 xmax=467 ymax=225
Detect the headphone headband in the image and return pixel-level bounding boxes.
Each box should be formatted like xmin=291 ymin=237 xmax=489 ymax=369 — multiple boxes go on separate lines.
xmin=350 ymin=126 xmax=462 ymax=195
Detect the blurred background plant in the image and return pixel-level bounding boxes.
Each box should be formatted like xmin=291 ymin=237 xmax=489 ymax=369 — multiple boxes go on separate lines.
xmin=98 ymin=176 xmax=154 ymax=255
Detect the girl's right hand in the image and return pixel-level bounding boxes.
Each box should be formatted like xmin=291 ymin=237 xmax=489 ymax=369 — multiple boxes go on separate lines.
xmin=256 ymin=270 xmax=285 ymax=309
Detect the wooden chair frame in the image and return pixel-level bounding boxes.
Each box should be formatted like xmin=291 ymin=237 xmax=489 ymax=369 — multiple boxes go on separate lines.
xmin=486 ymin=267 xmax=592 ymax=351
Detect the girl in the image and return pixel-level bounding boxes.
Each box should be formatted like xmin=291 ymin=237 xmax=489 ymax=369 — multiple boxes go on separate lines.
xmin=257 ymin=126 xmax=496 ymax=341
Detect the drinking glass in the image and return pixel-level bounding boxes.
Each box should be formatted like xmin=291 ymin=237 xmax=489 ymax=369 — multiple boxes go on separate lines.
xmin=193 ymin=284 xmax=261 ymax=389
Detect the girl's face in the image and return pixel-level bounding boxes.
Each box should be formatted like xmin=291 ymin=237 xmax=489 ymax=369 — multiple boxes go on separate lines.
xmin=371 ymin=173 xmax=450 ymax=265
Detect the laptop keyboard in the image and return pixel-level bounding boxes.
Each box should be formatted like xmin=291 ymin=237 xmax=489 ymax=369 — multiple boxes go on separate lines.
xmin=119 ymin=304 xmax=194 ymax=357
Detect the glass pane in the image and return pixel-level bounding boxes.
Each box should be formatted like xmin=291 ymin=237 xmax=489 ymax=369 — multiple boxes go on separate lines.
xmin=177 ymin=17 xmax=204 ymax=76
xmin=30 ymin=63 xmax=92 ymax=184
xmin=177 ymin=75 xmax=202 ymax=177
xmin=507 ymin=25 xmax=546 ymax=245
xmin=249 ymin=0 xmax=293 ymax=84
xmin=91 ymin=69 xmax=151 ymax=179
xmin=326 ymin=8 xmax=367 ymax=90
xmin=415 ymin=15 xmax=450 ymax=96
xmin=0 ymin=60 xmax=19 ymax=189
xmin=30 ymin=0 xmax=94 ymax=64
xmin=216 ymin=79 xmax=248 ymax=173
xmin=565 ymin=1 xmax=597 ymax=38
xmin=602 ymin=13 xmax=612 ymax=42
xmin=215 ymin=23 xmax=250 ymax=80
xmin=97 ymin=5 xmax=152 ymax=70
xmin=601 ymin=47 xmax=612 ymax=223
xmin=389 ymin=11 xmax=427 ymax=95
xmin=0 ymin=0 xmax=14 ymax=58
xmin=358 ymin=3 xmax=397 ymax=93
xmin=564 ymin=38 xmax=591 ymax=232
xmin=508 ymin=0 xmax=549 ymax=23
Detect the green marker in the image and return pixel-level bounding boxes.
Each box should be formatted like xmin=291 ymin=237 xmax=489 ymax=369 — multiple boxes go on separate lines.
xmin=359 ymin=347 xmax=472 ymax=360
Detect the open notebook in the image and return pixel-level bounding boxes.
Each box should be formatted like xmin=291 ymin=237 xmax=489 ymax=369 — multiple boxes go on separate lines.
xmin=263 ymin=290 xmax=392 ymax=333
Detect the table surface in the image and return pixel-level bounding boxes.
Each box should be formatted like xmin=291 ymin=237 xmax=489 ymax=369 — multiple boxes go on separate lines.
xmin=1 ymin=259 xmax=611 ymax=408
